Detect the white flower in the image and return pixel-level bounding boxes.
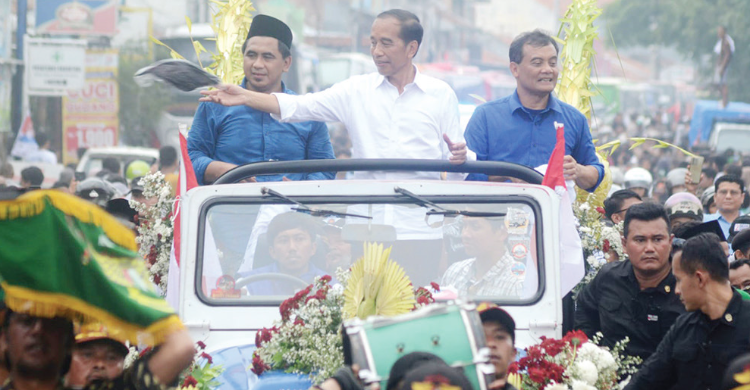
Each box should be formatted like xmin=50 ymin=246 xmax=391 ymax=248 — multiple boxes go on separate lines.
xmin=544 ymin=382 xmax=569 ymax=390
xmin=573 ymin=360 xmax=599 ymax=386
xmin=570 ymin=380 xmax=596 ymax=390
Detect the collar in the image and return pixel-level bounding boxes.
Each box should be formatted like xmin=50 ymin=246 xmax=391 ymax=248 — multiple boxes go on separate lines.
xmin=717 ymin=289 xmax=744 ymax=327
xmin=691 ymin=289 xmax=744 ymax=327
xmin=619 ymin=260 xmax=675 ymax=295
xmin=241 ymin=78 xmax=293 ymax=94
xmin=375 ymin=65 xmax=424 ymax=92
xmin=509 ymin=90 xmax=563 ymax=115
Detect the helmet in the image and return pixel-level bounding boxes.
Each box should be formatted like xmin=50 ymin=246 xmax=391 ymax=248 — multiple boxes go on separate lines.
xmin=75 ymin=177 xmax=118 ymax=207
xmin=701 ymin=186 xmax=716 ymax=209
xmin=609 ymin=166 xmax=625 ymax=186
xmin=624 ymin=167 xmax=653 ymax=190
xmin=125 ymin=160 xmax=150 ymax=181
xmin=666 ymin=168 xmax=689 ymax=189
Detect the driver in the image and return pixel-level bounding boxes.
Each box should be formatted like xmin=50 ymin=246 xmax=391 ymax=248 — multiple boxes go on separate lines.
xmin=440 ymin=216 xmax=524 ymax=298
xmin=243 ymin=212 xmax=329 ymax=295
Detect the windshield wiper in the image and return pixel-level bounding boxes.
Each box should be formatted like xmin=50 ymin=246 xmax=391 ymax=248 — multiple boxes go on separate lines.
xmin=261 ymin=187 xmax=372 ymax=219
xmin=393 ymin=187 xmax=506 ymax=218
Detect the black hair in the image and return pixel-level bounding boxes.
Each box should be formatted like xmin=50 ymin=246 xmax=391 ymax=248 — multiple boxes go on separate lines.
xmin=52 ymin=181 xmax=69 ymax=189
xmin=712 ymin=155 xmax=728 ymax=172
xmin=377 ymin=9 xmax=423 ymax=55
xmin=102 ymin=157 xmax=121 ymax=175
xmin=673 ymin=220 xmax=701 ymax=239
xmin=715 ymin=174 xmax=745 ymax=193
xmin=509 ymin=29 xmax=559 ymax=64
xmin=241 ymin=39 xmax=291 ymax=59
xmin=35 ymin=132 xmax=49 ymax=148
xmin=159 ymin=146 xmax=178 ymax=168
xmin=703 ymin=167 xmax=717 ymax=180
xmin=266 ymin=212 xmax=318 ymax=245
xmin=387 ymin=352 xmax=445 ymax=390
xmin=726 ymin=164 xmax=743 ymax=178
xmin=680 ymin=233 xmax=729 ymax=282
xmin=603 ymin=189 xmax=642 ymax=220
xmin=730 ymin=259 xmax=750 ymax=271
xmin=623 ymin=202 xmax=670 ymax=238
xmin=20 ymin=166 xmax=44 ymax=187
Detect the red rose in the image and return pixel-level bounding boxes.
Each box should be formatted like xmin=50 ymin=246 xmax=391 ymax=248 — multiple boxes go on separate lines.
xmin=321 ymin=275 xmax=332 ymax=283
xmin=294 ymin=317 xmax=305 ymax=326
xmin=200 ymin=351 xmax=213 ymax=364
xmin=430 ymin=282 xmax=441 ymax=292
xmin=528 ymin=367 xmax=548 ymax=384
xmin=182 ymin=375 xmax=198 ymax=387
xmin=596 ymin=206 xmax=606 ymax=215
xmin=196 ymin=341 xmax=206 ymax=350
xmin=603 ymin=239 xmax=611 ymax=253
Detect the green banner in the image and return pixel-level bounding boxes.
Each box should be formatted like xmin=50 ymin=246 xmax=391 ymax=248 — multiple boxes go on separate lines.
xmin=0 ymin=190 xmax=182 ymax=345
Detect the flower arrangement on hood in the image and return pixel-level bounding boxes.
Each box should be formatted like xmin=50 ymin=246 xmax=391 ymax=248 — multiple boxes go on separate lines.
xmin=179 ymin=341 xmax=224 ymax=390
xmin=251 ymin=243 xmax=438 ymax=383
xmin=509 ymin=331 xmax=641 ymax=390
xmin=130 ymin=171 xmax=175 ymax=294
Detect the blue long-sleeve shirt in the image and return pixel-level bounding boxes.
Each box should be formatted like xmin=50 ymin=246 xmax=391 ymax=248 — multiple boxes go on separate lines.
xmin=188 ymin=81 xmax=335 ymax=185
xmin=464 ymin=90 xmax=604 ymax=191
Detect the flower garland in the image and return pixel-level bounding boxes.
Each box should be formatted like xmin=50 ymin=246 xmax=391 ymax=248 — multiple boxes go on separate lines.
xmin=180 ymin=341 xmax=225 ymax=390
xmin=252 ymin=252 xmax=439 ymax=384
xmin=572 ymin=194 xmax=625 ymax=297
xmin=509 ymin=331 xmax=641 ymax=390
xmin=130 ymin=171 xmax=176 ymax=293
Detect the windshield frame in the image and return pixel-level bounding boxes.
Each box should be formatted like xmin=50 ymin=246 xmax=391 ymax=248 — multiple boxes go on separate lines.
xmin=194 ymin=194 xmax=547 ymax=307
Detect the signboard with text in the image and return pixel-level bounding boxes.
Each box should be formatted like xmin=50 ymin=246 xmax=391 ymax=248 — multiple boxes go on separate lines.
xmin=36 ymin=0 xmax=118 ymax=36
xmin=26 ymin=38 xmax=86 ymax=96
xmin=62 ymin=50 xmax=119 ymax=165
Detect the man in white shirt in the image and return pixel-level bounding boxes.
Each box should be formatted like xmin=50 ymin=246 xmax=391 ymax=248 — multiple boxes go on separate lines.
xmin=25 ymin=133 xmax=57 ymax=164
xmin=199 ymin=9 xmax=471 ymax=177
xmin=202 ymin=9 xmax=473 ymax=285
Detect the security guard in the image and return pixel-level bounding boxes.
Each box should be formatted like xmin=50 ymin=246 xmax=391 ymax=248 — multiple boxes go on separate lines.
xmin=625 ymin=233 xmax=750 ymax=390
xmin=575 ymin=202 xmax=685 ymax=361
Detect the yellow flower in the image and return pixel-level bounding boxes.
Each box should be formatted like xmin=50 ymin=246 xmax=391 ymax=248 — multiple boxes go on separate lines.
xmin=343 ymin=242 xmax=415 ymax=319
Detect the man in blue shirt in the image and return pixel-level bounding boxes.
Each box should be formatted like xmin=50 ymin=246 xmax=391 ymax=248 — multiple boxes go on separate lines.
xmin=464 ymin=30 xmax=603 ymax=191
xmin=704 ymin=174 xmax=746 ymax=239
xmin=243 ymin=212 xmax=328 ymax=296
xmin=188 ymin=15 xmax=334 ymax=185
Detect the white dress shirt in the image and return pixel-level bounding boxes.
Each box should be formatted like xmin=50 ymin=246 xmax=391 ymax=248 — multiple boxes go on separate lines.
xmin=272 ymin=66 xmax=474 ymax=181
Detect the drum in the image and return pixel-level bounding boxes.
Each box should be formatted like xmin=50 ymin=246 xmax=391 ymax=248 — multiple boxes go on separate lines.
xmin=343 ymin=301 xmax=495 ymax=390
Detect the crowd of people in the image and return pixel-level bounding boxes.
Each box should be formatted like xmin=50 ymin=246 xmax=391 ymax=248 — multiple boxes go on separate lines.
xmin=0 ymin=5 xmax=748 ymax=390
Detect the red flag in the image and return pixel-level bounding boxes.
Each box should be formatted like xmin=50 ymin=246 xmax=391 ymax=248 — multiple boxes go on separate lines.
xmin=542 ymin=122 xmax=566 ymax=191
xmin=542 ymin=122 xmax=585 ymax=296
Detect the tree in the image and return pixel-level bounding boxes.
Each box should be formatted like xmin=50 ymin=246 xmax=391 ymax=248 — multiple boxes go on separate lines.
xmin=605 ymin=0 xmax=750 ymax=103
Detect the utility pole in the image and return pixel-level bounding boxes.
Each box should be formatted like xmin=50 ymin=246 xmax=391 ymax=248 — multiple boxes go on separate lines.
xmin=9 ymin=0 xmax=27 ymax=153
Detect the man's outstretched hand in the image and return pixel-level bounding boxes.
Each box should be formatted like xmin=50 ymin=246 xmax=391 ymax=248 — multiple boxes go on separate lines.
xmin=200 ymin=84 xmax=251 ymax=106
xmin=443 ymin=134 xmax=468 ymax=164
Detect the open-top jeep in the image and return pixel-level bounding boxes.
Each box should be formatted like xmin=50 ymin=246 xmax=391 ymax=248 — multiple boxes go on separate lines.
xmin=175 ymin=159 xmax=569 ymax=389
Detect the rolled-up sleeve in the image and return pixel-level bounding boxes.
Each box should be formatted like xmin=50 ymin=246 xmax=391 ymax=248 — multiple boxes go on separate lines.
xmin=574 ymin=119 xmax=604 ymax=192
xmin=272 ymin=79 xmax=352 ymax=124
xmin=304 ymin=121 xmax=336 ymax=181
xmin=187 ymin=102 xmax=217 ymax=186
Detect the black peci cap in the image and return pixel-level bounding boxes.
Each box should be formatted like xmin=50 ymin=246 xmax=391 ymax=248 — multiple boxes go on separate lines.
xmin=246 ymin=15 xmax=293 ymax=49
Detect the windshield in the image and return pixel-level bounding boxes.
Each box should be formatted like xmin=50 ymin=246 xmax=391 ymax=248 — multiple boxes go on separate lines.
xmin=198 ymin=197 xmax=543 ymax=305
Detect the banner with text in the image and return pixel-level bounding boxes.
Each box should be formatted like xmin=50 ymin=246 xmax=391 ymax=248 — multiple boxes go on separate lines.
xmin=62 ymin=50 xmax=119 ymax=165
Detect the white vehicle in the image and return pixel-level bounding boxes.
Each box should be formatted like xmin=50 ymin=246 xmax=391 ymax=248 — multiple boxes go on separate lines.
xmin=176 ymin=159 xmax=567 ymax=389
xmin=708 ymin=122 xmax=750 ymax=154
xmin=76 ymin=147 xmax=159 ymax=178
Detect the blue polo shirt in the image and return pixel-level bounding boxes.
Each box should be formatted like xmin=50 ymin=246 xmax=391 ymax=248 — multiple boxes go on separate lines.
xmin=464 ymin=91 xmax=604 ymax=191
xmin=188 ymin=80 xmax=335 ymax=185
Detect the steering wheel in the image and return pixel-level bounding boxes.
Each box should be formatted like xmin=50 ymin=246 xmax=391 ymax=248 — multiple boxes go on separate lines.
xmin=234 ymin=273 xmax=310 ymax=290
